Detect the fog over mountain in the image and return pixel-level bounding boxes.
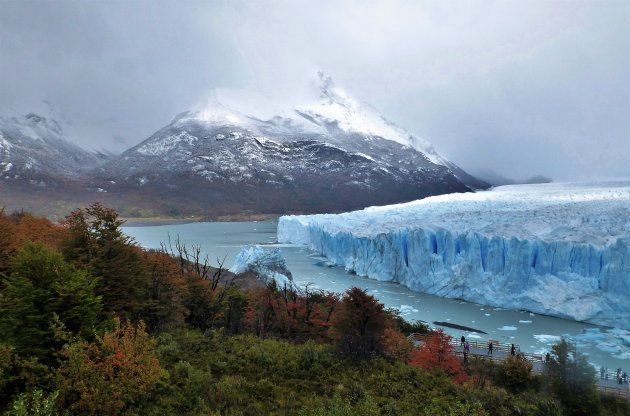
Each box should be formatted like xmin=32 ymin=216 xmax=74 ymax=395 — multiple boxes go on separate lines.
xmin=1 ymin=0 xmax=628 ymax=180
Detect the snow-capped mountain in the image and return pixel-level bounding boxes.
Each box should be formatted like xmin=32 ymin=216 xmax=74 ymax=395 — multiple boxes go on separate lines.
xmin=90 ymin=73 xmax=486 ymax=215
xmin=0 ymin=113 xmax=110 ymax=188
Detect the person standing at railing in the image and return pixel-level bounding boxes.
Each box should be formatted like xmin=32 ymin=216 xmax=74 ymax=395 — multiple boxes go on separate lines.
xmin=487 ymin=340 xmax=493 ymax=355
xmin=460 ymin=335 xmax=465 ymax=347
xmin=510 ymin=344 xmax=515 ymax=356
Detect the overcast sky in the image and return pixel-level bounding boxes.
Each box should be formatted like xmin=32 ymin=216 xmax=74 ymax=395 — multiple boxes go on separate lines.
xmin=1 ymin=0 xmax=628 ymax=180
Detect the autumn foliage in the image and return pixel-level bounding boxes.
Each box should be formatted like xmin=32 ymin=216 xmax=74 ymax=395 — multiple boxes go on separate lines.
xmin=243 ymin=282 xmax=339 ymax=342
xmin=56 ymin=319 xmax=166 ymax=415
xmin=0 ymin=210 xmax=67 ymax=273
xmin=330 ymin=287 xmax=411 ymax=360
xmin=409 ymin=329 xmax=467 ymax=384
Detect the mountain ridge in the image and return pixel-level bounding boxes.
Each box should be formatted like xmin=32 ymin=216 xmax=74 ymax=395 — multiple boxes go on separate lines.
xmin=1 ymin=74 xmax=488 ymax=218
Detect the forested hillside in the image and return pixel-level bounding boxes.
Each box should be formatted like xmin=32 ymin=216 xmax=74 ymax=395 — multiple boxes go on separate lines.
xmin=0 ymin=205 xmax=627 ymax=415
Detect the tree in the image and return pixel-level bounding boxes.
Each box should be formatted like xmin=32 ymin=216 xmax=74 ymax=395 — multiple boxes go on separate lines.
xmin=408 ymin=329 xmax=467 ymax=384
xmin=4 ymin=390 xmax=62 ymax=416
xmin=56 ymin=319 xmax=166 ymax=415
xmin=140 ymin=250 xmax=187 ymax=333
xmin=62 ymin=203 xmax=149 ymax=319
xmin=0 ymin=243 xmax=101 ymax=361
xmin=0 ymin=210 xmax=67 ymax=276
xmin=330 ymin=287 xmax=395 ymax=359
xmin=499 ymin=355 xmax=535 ymax=391
xmin=546 ymin=339 xmax=600 ymax=416
xmin=0 ymin=210 xmax=17 ymax=274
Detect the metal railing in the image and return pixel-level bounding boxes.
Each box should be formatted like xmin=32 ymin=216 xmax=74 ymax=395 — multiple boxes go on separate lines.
xmin=408 ymin=333 xmax=629 ymax=400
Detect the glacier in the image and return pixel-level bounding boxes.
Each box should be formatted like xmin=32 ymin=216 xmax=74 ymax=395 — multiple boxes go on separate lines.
xmin=278 ymin=181 xmax=630 ymax=329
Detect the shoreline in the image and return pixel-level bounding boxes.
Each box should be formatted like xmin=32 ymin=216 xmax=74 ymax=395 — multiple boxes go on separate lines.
xmin=122 ymin=213 xmax=280 ymax=227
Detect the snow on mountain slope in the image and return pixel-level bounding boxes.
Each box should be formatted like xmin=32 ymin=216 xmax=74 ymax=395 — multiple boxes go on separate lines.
xmin=0 ymin=113 xmax=109 ymax=186
xmin=278 ymin=181 xmax=630 ymax=328
xmin=191 ymin=71 xmax=452 ymax=167
xmin=91 ymin=73 xmax=481 ymax=214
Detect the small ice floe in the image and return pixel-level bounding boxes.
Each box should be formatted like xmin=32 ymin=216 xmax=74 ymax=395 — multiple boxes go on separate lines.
xmin=484 ymin=313 xmax=491 ymax=316
xmin=467 ymin=333 xmax=482 ymax=339
xmin=534 ymin=334 xmax=562 ymax=344
xmin=608 ymin=328 xmax=630 ymax=336
xmin=499 ymin=326 xmax=517 ymax=331
xmin=572 ymin=328 xmax=607 ymax=342
xmin=397 ymin=305 xmax=419 ymax=315
xmin=519 ymin=320 xmax=533 ymax=323
xmin=596 ymin=343 xmax=621 ymax=353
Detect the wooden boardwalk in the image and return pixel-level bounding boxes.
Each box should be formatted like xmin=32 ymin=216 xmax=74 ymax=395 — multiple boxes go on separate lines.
xmin=408 ymin=333 xmax=630 ymax=400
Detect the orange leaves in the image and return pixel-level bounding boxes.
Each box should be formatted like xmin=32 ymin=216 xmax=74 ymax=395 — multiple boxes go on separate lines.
xmin=330 ymin=287 xmax=410 ymax=360
xmin=56 ymin=319 xmax=166 ymax=416
xmin=0 ymin=210 xmax=68 ymax=273
xmin=242 ymin=284 xmax=339 ymax=342
xmin=408 ymin=330 xmax=467 ymax=384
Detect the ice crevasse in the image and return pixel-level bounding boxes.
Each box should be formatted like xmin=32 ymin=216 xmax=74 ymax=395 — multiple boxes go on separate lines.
xmin=278 ymin=182 xmax=630 ymax=329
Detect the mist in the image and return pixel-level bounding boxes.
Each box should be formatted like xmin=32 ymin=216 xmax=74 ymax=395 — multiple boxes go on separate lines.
xmin=1 ymin=0 xmax=628 ymax=180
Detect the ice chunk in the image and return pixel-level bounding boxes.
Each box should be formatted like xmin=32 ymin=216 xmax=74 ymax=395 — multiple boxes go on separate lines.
xmin=499 ymin=326 xmax=518 ymax=331
xmin=230 ymin=245 xmax=296 ymax=290
xmin=534 ymin=334 xmax=562 ymax=344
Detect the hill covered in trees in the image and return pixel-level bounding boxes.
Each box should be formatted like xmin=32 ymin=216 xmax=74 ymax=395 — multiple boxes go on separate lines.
xmin=0 ymin=204 xmax=627 ymax=415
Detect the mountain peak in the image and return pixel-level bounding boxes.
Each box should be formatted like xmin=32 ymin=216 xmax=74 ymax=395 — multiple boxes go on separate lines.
xmin=315 ymin=70 xmax=336 ymax=99
xmin=180 ymin=73 xmax=449 ymax=167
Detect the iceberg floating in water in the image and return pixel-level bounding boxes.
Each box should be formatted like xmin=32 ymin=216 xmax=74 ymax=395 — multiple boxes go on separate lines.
xmin=278 ymin=181 xmax=630 ymax=328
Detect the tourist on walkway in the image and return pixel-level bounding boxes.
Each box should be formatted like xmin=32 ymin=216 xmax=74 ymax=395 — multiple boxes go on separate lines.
xmin=510 ymin=344 xmax=516 ymax=356
xmin=600 ymin=366 xmax=605 ymax=379
xmin=487 ymin=340 xmax=493 ymax=355
xmin=461 ymin=335 xmax=465 ymax=347
xmin=465 ymin=341 xmax=470 ymax=353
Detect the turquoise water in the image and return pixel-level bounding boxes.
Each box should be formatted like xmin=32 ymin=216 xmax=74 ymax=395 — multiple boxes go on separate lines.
xmin=123 ymin=220 xmax=630 ymax=371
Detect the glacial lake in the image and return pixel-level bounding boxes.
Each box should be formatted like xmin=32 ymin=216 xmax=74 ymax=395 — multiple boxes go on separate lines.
xmin=123 ymin=220 xmax=630 ymax=371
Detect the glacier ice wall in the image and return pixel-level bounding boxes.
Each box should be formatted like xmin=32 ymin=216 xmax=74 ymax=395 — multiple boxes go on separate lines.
xmin=278 ymin=182 xmax=630 ymax=328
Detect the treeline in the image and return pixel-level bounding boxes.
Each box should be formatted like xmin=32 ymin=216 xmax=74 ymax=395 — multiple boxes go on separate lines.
xmin=0 ymin=204 xmax=628 ymax=415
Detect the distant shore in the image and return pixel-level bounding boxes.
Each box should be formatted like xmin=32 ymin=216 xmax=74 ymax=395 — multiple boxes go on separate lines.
xmin=122 ymin=213 xmax=280 ymax=227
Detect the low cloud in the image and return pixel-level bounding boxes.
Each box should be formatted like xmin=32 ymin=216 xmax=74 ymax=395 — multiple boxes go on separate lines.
xmin=1 ymin=0 xmax=628 ymax=179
